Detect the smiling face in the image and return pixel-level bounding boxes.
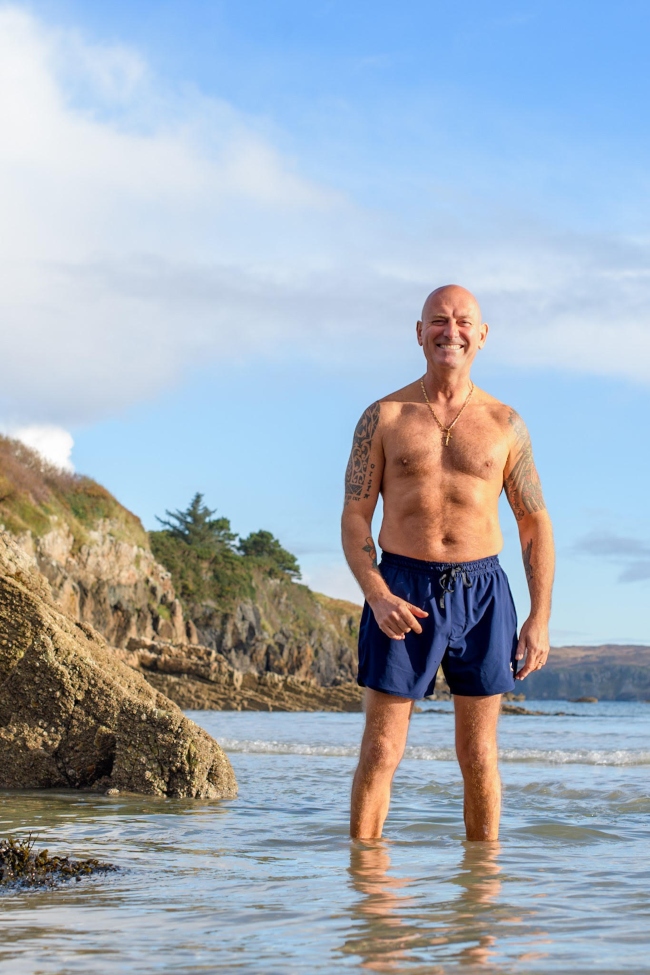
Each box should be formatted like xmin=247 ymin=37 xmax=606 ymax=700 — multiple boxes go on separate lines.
xmin=416 ymin=285 xmax=488 ymax=373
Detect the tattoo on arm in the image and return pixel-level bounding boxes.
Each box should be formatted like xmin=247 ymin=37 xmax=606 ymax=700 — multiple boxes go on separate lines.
xmin=523 ymin=538 xmax=534 ymax=585
xmin=362 ymin=536 xmax=378 ymax=569
xmin=344 ymin=402 xmax=380 ymax=506
xmin=504 ymin=411 xmax=546 ymax=521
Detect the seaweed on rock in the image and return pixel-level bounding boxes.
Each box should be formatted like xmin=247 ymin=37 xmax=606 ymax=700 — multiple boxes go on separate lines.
xmin=0 ymin=835 xmax=116 ymax=890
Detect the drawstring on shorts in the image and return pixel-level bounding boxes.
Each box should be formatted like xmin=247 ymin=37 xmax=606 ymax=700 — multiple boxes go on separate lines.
xmin=438 ymin=566 xmax=473 ymax=609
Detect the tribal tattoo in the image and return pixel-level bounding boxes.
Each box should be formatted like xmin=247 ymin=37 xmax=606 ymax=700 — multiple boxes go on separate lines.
xmin=344 ymin=402 xmax=380 ymax=506
xmin=504 ymin=411 xmax=546 ymax=521
xmin=523 ymin=538 xmax=534 ymax=585
xmin=362 ymin=536 xmax=378 ymax=569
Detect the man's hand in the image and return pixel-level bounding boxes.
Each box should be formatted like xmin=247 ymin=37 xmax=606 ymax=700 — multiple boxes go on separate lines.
xmin=369 ymin=593 xmax=429 ymax=640
xmin=515 ymin=616 xmax=550 ymax=680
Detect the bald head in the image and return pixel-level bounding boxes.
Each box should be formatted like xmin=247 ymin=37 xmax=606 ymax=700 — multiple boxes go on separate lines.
xmin=416 ymin=284 xmax=488 ymax=370
xmin=421 ymin=284 xmax=481 ymax=324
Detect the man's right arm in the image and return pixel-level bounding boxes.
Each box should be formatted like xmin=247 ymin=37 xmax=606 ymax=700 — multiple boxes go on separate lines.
xmin=340 ymin=402 xmax=428 ymax=640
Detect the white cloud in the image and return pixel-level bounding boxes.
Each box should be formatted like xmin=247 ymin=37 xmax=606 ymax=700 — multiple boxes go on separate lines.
xmin=10 ymin=424 xmax=74 ymax=471
xmin=0 ymin=5 xmax=650 ymax=432
xmin=0 ymin=6 xmax=346 ymax=425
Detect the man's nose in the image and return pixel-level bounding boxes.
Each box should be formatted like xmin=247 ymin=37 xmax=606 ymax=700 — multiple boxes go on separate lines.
xmin=442 ymin=320 xmax=459 ymax=338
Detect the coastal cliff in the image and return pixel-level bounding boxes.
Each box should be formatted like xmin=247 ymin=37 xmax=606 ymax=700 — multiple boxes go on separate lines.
xmin=183 ymin=580 xmax=358 ymax=685
xmin=0 ymin=436 xmax=185 ymax=647
xmin=0 ymin=437 xmax=361 ymax=709
xmin=148 ymin=494 xmax=359 ymax=686
xmin=523 ymin=645 xmax=650 ymax=701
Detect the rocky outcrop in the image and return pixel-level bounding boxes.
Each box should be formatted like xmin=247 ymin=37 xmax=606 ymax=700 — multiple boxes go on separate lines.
xmin=191 ymin=582 xmax=359 ymax=685
xmin=121 ymin=637 xmax=364 ymax=712
xmin=16 ymin=521 xmax=186 ymax=649
xmin=524 ymin=645 xmax=650 ymax=700
xmin=0 ymin=533 xmax=237 ymax=797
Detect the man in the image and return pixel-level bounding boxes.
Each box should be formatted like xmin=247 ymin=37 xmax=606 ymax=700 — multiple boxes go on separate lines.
xmin=341 ymin=284 xmax=554 ymax=842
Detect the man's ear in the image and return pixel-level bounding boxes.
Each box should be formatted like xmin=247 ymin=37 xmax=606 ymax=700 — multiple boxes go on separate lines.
xmin=479 ymin=322 xmax=489 ymax=348
xmin=416 ymin=320 xmax=423 ymax=346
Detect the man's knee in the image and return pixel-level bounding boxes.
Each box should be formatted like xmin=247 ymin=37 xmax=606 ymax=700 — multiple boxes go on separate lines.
xmin=454 ymin=694 xmax=501 ymax=778
xmin=456 ymin=737 xmax=498 ymax=777
xmin=359 ymin=733 xmax=404 ymax=776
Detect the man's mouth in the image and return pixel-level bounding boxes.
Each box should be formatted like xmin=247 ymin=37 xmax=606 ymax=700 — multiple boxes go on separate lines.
xmin=437 ymin=344 xmax=463 ymax=350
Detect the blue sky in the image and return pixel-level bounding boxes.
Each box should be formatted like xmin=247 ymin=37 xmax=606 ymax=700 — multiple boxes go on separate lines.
xmin=1 ymin=0 xmax=649 ymax=644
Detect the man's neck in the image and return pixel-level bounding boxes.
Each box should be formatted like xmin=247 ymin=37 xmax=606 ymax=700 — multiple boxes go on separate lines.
xmin=422 ymin=367 xmax=474 ymax=402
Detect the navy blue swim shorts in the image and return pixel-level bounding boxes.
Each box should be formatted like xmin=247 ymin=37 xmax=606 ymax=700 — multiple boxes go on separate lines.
xmin=357 ymin=551 xmax=518 ymax=699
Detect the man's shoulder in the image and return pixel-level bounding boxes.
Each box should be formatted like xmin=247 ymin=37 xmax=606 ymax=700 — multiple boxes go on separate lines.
xmin=354 ymin=382 xmax=420 ymax=424
xmin=377 ymin=380 xmax=422 ymax=410
xmin=475 ymin=389 xmax=529 ymax=445
xmin=476 ymin=388 xmax=519 ymax=423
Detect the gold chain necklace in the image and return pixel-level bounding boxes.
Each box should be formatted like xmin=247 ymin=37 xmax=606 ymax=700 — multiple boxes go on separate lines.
xmin=420 ymin=378 xmax=474 ymax=446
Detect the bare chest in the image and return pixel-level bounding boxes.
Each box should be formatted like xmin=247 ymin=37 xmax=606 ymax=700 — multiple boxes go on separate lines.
xmin=383 ymin=408 xmax=509 ymax=484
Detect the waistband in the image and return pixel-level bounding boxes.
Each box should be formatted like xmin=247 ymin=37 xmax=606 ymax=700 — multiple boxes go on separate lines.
xmin=380 ymin=550 xmax=501 ymax=575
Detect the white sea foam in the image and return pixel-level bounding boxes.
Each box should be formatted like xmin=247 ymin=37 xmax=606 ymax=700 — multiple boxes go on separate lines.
xmin=219 ymin=739 xmax=359 ymax=758
xmin=220 ymin=738 xmax=650 ymax=766
xmin=498 ymin=749 xmax=650 ymax=766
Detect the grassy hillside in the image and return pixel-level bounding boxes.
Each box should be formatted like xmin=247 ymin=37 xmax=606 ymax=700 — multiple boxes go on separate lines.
xmin=0 ymin=436 xmax=147 ymax=549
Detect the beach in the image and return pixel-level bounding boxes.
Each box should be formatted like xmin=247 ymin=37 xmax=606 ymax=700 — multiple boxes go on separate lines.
xmin=1 ymin=700 xmax=649 ymax=974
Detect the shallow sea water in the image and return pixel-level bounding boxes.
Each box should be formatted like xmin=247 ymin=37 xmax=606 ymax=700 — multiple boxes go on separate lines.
xmin=1 ymin=701 xmax=650 ymax=974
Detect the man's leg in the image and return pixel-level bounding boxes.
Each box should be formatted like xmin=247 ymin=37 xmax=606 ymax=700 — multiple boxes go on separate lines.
xmin=453 ymin=694 xmax=502 ymax=841
xmin=350 ymin=689 xmax=413 ymax=839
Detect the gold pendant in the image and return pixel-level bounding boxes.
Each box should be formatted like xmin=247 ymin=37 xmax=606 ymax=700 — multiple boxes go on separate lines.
xmin=444 ymin=430 xmax=452 ymax=446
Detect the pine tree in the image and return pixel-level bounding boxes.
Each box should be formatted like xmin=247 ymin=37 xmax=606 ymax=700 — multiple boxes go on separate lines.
xmin=155 ymin=493 xmax=237 ymax=553
xmin=151 ymin=493 xmax=250 ymax=611
xmin=238 ymin=529 xmax=301 ymax=580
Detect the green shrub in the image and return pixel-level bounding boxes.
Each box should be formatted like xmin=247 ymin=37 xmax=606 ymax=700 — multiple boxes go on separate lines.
xmin=238 ymin=530 xmax=301 ymax=580
xmin=150 ymin=494 xmax=302 ymax=614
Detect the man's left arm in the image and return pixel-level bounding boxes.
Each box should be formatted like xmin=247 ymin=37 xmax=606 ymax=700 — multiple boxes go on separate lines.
xmin=503 ymin=411 xmax=555 ymax=680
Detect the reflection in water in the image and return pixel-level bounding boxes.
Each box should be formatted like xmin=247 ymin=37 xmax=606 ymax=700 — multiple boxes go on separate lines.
xmin=343 ymin=841 xmax=419 ymax=972
xmin=341 ymin=841 xmax=540 ymax=972
xmin=451 ymin=843 xmax=502 ymax=969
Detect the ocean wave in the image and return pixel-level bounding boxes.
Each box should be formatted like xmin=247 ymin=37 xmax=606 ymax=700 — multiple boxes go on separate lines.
xmin=220 ymin=738 xmax=650 ymax=766
xmin=497 ymin=749 xmax=650 ymax=766
xmin=220 ymin=739 xmax=359 ymax=757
